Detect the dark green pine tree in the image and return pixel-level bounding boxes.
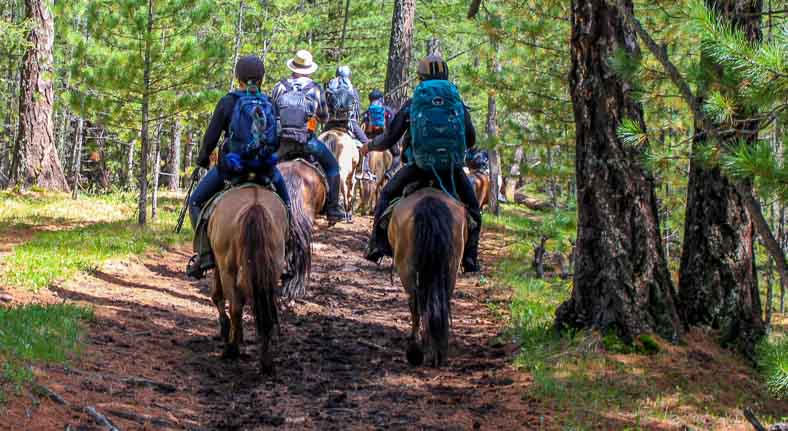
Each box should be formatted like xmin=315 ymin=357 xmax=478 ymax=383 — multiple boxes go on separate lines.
xmin=63 ymin=0 xmax=226 ymax=225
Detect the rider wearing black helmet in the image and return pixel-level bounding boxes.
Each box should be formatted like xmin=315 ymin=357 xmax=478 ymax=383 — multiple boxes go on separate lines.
xmin=325 ymin=66 xmax=369 ymax=145
xmin=361 ymin=89 xmax=398 ymax=179
xmin=361 ymin=55 xmax=482 ymax=273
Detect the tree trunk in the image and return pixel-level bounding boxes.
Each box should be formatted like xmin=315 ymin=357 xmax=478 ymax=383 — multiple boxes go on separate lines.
xmin=383 ymin=0 xmax=415 ymax=110
xmin=677 ymin=0 xmax=764 ymax=357
xmin=138 ymin=0 xmax=153 ymax=226
xmin=151 ymin=123 xmax=162 ymax=221
xmin=169 ymin=121 xmax=181 ymax=191
xmin=185 ymin=130 xmax=194 ymax=173
xmin=426 ymin=36 xmax=442 ymax=57
xmin=9 ymin=0 xmax=68 ymax=191
xmin=505 ymin=146 xmax=524 ymax=202
xmin=554 ymin=0 xmax=681 ymax=342
xmin=228 ymin=0 xmax=244 ymax=92
xmin=125 ymin=139 xmax=134 ymax=190
xmin=486 ymin=35 xmax=501 ymax=216
xmin=70 ymin=116 xmax=83 ymax=199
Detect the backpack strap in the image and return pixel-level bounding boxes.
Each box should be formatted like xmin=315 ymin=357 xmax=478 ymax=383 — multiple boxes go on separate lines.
xmin=279 ymin=79 xmax=294 ymax=93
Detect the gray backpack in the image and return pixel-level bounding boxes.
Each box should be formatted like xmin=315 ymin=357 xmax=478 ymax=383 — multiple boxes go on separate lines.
xmin=276 ymin=79 xmax=317 ymax=144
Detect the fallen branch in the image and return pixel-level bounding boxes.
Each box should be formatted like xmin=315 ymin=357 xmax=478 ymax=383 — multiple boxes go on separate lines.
xmin=31 ymin=383 xmax=69 ymax=406
xmin=105 ymin=408 xmax=176 ymax=428
xmin=85 ymin=406 xmax=121 ymax=431
xmin=358 ymin=339 xmax=390 ymax=352
xmin=122 ymin=377 xmax=177 ymax=394
xmin=743 ymin=408 xmax=768 ymax=431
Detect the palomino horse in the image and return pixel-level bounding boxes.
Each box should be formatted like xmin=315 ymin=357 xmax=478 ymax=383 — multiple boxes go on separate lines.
xmin=209 ymin=186 xmax=289 ymax=375
xmin=388 ymin=188 xmax=468 ymax=367
xmin=466 ymin=169 xmax=491 ymax=211
xmin=320 ymin=129 xmax=360 ymax=219
xmin=357 ymin=150 xmax=393 ymax=215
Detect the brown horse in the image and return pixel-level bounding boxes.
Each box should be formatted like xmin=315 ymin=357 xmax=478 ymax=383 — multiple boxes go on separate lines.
xmin=321 ymin=129 xmax=360 ymax=219
xmin=388 ymin=188 xmax=468 ymax=367
xmin=466 ymin=168 xmax=491 ymax=211
xmin=357 ymin=150 xmax=393 ymax=215
xmin=208 ymin=186 xmax=287 ymax=375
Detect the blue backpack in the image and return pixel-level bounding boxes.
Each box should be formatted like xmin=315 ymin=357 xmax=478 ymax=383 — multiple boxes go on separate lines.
xmin=226 ymin=90 xmax=277 ymax=164
xmin=367 ymin=103 xmax=386 ymax=130
xmin=409 ymin=80 xmax=466 ymax=172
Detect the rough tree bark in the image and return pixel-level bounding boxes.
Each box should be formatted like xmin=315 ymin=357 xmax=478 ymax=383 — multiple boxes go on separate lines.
xmin=70 ymin=116 xmax=83 ymax=199
xmin=151 ymin=123 xmax=162 ymax=221
xmin=678 ymin=0 xmax=764 ymax=357
xmin=383 ymin=0 xmax=415 ymax=109
xmin=9 ymin=0 xmax=69 ymax=191
xmin=168 ymin=121 xmax=181 ymax=191
xmin=486 ymin=35 xmax=501 ymax=216
xmin=138 ymin=0 xmax=153 ymax=225
xmin=554 ymin=0 xmax=681 ymax=342
xmin=125 ymin=140 xmax=134 ymax=190
xmin=228 ymin=0 xmax=244 ymax=92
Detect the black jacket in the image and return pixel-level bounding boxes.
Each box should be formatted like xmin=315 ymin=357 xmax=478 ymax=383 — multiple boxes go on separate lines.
xmin=368 ymin=98 xmax=476 ymax=153
xmin=197 ymin=94 xmax=238 ymax=168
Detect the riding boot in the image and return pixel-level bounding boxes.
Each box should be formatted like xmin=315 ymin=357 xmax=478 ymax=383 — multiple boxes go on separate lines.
xmin=364 ymin=195 xmax=392 ymax=263
xmin=384 ymin=156 xmax=400 ymax=180
xmin=186 ymin=203 xmax=205 ymax=279
xmin=462 ymin=216 xmax=481 ymax=273
xmin=325 ymin=174 xmax=348 ymax=222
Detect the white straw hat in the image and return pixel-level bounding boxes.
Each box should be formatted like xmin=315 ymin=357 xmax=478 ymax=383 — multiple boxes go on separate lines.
xmin=287 ymin=50 xmax=318 ymax=75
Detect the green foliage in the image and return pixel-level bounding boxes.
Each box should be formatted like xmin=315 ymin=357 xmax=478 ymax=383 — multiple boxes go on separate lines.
xmin=0 ymin=304 xmax=94 ymax=389
xmin=757 ymin=335 xmax=788 ymax=399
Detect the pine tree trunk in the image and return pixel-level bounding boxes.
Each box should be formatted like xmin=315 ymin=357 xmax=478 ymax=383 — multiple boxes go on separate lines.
xmin=151 ymin=123 xmax=162 ymax=222
xmin=70 ymin=116 xmax=83 ymax=199
xmin=505 ymin=146 xmax=523 ymax=202
xmin=185 ymin=130 xmax=194 ymax=172
xmin=138 ymin=0 xmax=153 ymax=226
xmin=9 ymin=0 xmax=68 ymax=191
xmin=384 ymin=0 xmax=415 ymax=110
xmin=554 ymin=0 xmax=681 ymax=342
xmin=486 ymin=35 xmax=501 ymax=216
xmin=677 ymin=0 xmax=764 ymax=357
xmin=228 ymin=0 xmax=244 ymax=92
xmin=426 ymin=36 xmax=442 ymax=57
xmin=169 ymin=121 xmax=181 ymax=191
xmin=125 ymin=140 xmax=134 ymax=190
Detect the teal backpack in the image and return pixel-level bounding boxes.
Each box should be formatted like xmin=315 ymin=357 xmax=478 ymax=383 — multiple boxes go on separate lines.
xmin=409 ymin=80 xmax=466 ymax=172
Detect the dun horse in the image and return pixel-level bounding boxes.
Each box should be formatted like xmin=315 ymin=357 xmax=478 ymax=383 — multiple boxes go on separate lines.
xmin=467 ymin=169 xmax=490 ymax=211
xmin=388 ymin=188 xmax=468 ymax=367
xmin=321 ymin=129 xmax=360 ymax=219
xmin=208 ymin=186 xmax=290 ymax=375
xmin=358 ymin=150 xmax=393 ymax=215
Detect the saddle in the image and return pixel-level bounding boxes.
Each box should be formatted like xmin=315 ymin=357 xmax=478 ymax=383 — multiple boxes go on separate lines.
xmin=286 ymin=157 xmax=329 ymax=194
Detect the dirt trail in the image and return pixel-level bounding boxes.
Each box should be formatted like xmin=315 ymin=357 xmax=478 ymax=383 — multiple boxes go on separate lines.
xmin=3 ymin=216 xmax=545 ymax=430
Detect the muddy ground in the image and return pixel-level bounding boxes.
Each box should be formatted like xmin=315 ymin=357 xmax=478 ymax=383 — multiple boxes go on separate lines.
xmin=3 ymin=216 xmax=546 ymax=430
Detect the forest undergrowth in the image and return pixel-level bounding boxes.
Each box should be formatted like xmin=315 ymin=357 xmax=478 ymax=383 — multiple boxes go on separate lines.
xmin=486 ymin=201 xmax=788 ymax=430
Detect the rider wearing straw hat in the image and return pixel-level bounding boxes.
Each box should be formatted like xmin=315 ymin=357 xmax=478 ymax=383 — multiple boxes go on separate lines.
xmin=271 ymin=50 xmax=347 ymax=222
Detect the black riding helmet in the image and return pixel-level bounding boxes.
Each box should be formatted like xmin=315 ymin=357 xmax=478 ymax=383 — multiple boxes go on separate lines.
xmin=417 ymin=55 xmax=449 ymax=81
xmin=368 ymin=88 xmax=384 ymax=102
xmin=235 ymin=55 xmax=265 ymax=87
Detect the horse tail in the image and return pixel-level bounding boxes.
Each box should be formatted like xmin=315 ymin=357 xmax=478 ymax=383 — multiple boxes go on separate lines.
xmin=241 ymin=204 xmax=279 ymax=344
xmin=413 ymin=196 xmax=455 ymax=361
xmin=282 ymin=171 xmax=312 ymax=299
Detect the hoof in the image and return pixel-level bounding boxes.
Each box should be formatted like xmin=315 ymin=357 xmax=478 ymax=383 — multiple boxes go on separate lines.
xmin=260 ymin=352 xmax=275 ymax=376
xmin=222 ymin=344 xmax=240 ymax=360
xmin=218 ymin=318 xmax=230 ymax=342
xmin=406 ymin=343 xmax=424 ymax=366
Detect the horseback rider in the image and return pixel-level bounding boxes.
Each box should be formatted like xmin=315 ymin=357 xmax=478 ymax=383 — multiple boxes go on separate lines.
xmin=466 ymin=148 xmax=490 ymax=173
xmin=325 ymin=65 xmax=369 ymax=146
xmin=271 ymin=50 xmax=347 ymax=222
xmin=186 ymin=55 xmax=291 ymax=279
xmin=361 ymin=55 xmax=482 ymax=273
xmin=361 ymin=89 xmax=399 ymax=180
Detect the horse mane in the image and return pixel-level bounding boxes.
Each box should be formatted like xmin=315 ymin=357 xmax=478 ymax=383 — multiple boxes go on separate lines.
xmin=282 ymin=170 xmax=312 ymax=299
xmin=412 ymin=195 xmax=456 ymax=358
xmin=241 ymin=204 xmax=279 ymax=344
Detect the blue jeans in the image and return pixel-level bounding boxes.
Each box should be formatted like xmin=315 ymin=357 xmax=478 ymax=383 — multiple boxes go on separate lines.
xmin=280 ymin=135 xmax=340 ymax=178
xmin=189 ymin=165 xmax=290 ymax=230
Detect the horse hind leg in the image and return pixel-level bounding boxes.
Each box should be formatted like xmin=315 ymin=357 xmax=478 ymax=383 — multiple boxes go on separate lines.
xmin=220 ymin=269 xmax=243 ymax=359
xmin=406 ymin=293 xmax=424 ymax=366
xmin=211 ymin=270 xmax=230 ymax=342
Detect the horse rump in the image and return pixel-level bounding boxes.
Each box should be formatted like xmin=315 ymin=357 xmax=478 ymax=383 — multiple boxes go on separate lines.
xmin=412 ymin=196 xmax=455 ymax=366
xmin=241 ymin=205 xmax=279 ymax=373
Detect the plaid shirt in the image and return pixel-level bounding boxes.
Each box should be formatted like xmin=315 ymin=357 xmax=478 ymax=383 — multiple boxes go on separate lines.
xmin=271 ymin=76 xmax=329 ymax=123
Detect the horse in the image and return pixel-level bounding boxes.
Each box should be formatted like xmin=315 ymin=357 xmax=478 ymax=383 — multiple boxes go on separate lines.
xmin=320 ymin=129 xmax=360 ymax=220
xmin=388 ymin=188 xmax=468 ymax=367
xmin=466 ymin=169 xmax=490 ymax=211
xmin=208 ymin=186 xmax=289 ymax=375
xmin=357 ymin=150 xmax=393 ymax=215
xmin=277 ymin=159 xmax=326 ymax=297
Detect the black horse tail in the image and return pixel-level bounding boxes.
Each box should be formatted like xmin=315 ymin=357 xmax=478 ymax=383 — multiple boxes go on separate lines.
xmin=241 ymin=205 xmax=279 ymax=347
xmin=413 ymin=196 xmax=455 ymax=365
xmin=282 ymin=171 xmax=312 ymax=299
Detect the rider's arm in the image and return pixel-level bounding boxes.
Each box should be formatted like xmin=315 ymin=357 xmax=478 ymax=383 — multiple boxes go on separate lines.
xmin=196 ymin=95 xmax=233 ymax=168
xmin=368 ymin=101 xmax=410 ymax=152
xmin=464 ymin=106 xmax=477 ymax=150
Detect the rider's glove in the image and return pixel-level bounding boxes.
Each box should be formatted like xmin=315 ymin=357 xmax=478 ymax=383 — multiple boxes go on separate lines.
xmin=222 ymin=153 xmax=244 ymax=174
